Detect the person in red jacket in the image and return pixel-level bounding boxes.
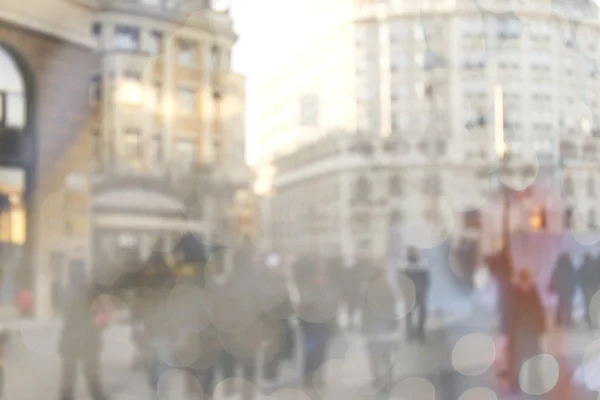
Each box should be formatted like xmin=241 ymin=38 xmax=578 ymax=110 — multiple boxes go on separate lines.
xmin=16 ymin=289 xmax=33 ymax=317
xmin=506 ymin=268 xmax=546 ymax=393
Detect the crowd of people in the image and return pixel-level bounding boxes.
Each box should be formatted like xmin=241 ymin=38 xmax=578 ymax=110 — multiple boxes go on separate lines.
xmin=53 ymin=242 xmax=600 ymax=400
xmin=55 ymin=244 xmax=436 ymax=400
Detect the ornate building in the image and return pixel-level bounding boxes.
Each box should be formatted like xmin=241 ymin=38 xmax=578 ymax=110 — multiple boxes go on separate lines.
xmin=89 ymin=0 xmax=248 ymax=275
xmin=258 ymin=0 xmax=600 ymax=261
xmin=0 ymin=0 xmax=96 ymax=318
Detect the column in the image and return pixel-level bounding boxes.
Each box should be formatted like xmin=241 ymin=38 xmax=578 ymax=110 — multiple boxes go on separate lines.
xmin=163 ymin=36 xmax=175 ymax=168
xmin=378 ymin=14 xmax=391 ymax=137
xmin=200 ymin=42 xmax=215 ymax=165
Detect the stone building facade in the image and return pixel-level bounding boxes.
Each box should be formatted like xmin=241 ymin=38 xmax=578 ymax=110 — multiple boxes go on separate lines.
xmin=271 ymin=133 xmax=582 ymax=264
xmin=0 ymin=0 xmax=95 ymax=318
xmin=89 ymin=0 xmax=249 ymax=274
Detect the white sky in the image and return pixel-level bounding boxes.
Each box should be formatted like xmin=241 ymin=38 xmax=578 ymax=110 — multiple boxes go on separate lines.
xmin=228 ymin=0 xmax=323 ymax=164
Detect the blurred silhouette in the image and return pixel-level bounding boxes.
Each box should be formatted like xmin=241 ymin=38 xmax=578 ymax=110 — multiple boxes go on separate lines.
xmin=549 ymin=253 xmax=577 ymax=327
xmin=292 ymin=257 xmax=336 ymax=389
xmin=578 ymin=253 xmax=600 ymax=329
xmin=385 ymin=211 xmax=404 ymax=302
xmin=360 ymin=272 xmax=397 ymax=396
xmin=333 ymin=255 xmax=366 ymax=330
xmin=507 ymin=269 xmax=546 ymax=393
xmin=58 ymin=287 xmax=108 ymax=400
xmin=403 ymin=247 xmax=430 ymax=341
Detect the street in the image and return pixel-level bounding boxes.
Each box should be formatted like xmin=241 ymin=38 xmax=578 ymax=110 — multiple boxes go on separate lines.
xmin=1 ymin=311 xmax=596 ymax=400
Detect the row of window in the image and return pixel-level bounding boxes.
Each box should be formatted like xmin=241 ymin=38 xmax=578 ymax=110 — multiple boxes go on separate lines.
xmin=92 ymin=23 xmax=227 ymax=69
xmin=358 ymin=18 xmax=586 ymax=47
xmin=95 ymin=132 xmax=196 ymax=173
xmin=348 ymin=173 xmax=600 ymax=207
xmin=90 ymin=75 xmax=199 ymax=114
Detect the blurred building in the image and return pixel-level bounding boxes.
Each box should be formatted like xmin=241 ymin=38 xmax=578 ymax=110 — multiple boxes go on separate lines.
xmin=89 ymin=0 xmax=249 ymax=273
xmin=257 ymin=0 xmax=600 ymax=260
xmin=0 ymin=0 xmax=96 ymax=318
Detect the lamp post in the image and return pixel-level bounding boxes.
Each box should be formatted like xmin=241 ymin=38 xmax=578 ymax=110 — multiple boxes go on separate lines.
xmin=423 ymin=49 xmax=446 ymax=238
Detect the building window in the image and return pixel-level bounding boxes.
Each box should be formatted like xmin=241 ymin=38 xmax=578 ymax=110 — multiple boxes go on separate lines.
xmin=177 ymin=87 xmax=197 ymax=114
xmin=92 ymin=130 xmax=102 ymax=167
xmin=211 ymin=44 xmax=220 ymax=69
xmin=90 ymin=74 xmax=102 ymax=105
xmin=149 ymin=135 xmax=162 ymax=164
xmin=0 ymin=48 xmax=26 ymax=130
xmin=176 ymin=139 xmax=195 ymax=174
xmin=299 ymin=94 xmax=319 ymax=126
xmin=148 ymin=30 xmax=163 ymax=55
xmin=0 ymin=172 xmax=26 ymax=245
xmin=564 ymin=176 xmax=574 ymax=196
xmin=114 ymin=25 xmax=140 ymax=51
xmin=588 ymin=177 xmax=596 ymax=197
xmin=498 ymin=17 xmax=521 ymax=39
xmin=123 ymin=70 xmax=141 ymax=81
xmin=123 ymin=129 xmax=142 ymax=163
xmin=178 ymin=39 xmax=197 ymax=67
xmin=423 ymin=175 xmax=441 ymax=195
xmin=354 ymin=176 xmax=371 ymax=203
xmin=389 ymin=175 xmax=403 ymax=196
xmin=92 ymin=22 xmax=102 ymax=37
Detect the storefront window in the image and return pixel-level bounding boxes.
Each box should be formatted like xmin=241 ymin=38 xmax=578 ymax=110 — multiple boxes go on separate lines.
xmin=0 ymin=168 xmax=26 ymax=245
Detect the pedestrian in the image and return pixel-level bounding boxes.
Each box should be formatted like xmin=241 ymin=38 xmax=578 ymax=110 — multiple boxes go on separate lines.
xmin=361 ymin=271 xmax=398 ymax=396
xmin=384 ymin=211 xmax=404 ymax=303
xmin=403 ymin=247 xmax=430 ymax=341
xmin=16 ymin=289 xmax=33 ymax=317
xmin=578 ymin=253 xmax=599 ymax=330
xmin=332 ymin=255 xmax=363 ymax=330
xmin=549 ymin=253 xmax=577 ymax=327
xmin=506 ymin=268 xmax=546 ymax=393
xmin=262 ymin=299 xmax=296 ymax=390
xmin=295 ymin=267 xmax=336 ymax=390
xmin=58 ymin=287 xmax=109 ymax=400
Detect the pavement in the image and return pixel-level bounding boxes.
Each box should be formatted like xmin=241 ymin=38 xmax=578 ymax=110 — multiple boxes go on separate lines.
xmin=0 ymin=311 xmax=596 ymax=400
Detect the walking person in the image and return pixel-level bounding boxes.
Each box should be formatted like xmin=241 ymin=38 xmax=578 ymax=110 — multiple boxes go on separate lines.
xmin=58 ymin=287 xmax=109 ymax=400
xmin=578 ymin=253 xmax=600 ymax=330
xmin=549 ymin=253 xmax=577 ymax=327
xmin=361 ymin=271 xmax=398 ymax=397
xmin=295 ymin=265 xmax=336 ymax=390
xmin=506 ymin=269 xmax=546 ymax=394
xmin=385 ymin=211 xmax=404 ymax=305
xmin=403 ymin=247 xmax=430 ymax=341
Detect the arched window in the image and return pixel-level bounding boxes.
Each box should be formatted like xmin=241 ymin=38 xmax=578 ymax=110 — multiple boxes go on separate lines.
xmin=0 ymin=47 xmax=26 ymax=130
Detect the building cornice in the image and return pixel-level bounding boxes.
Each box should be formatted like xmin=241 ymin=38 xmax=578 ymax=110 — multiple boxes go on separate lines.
xmin=92 ymin=2 xmax=237 ymax=42
xmin=0 ymin=9 xmax=95 ymax=49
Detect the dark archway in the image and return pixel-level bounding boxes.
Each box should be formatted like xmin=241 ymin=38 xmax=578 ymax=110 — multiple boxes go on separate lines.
xmin=0 ymin=43 xmax=37 ymax=294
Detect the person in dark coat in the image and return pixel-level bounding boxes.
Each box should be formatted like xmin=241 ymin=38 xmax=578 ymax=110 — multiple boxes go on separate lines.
xmin=579 ymin=253 xmax=600 ymax=330
xmin=331 ymin=256 xmax=364 ymax=330
xmin=293 ymin=260 xmax=336 ymax=389
xmin=298 ymin=309 xmax=334 ymax=389
xmin=58 ymin=287 xmax=108 ymax=400
xmin=403 ymin=247 xmax=430 ymax=341
xmin=549 ymin=253 xmax=577 ymax=327
xmin=507 ymin=268 xmax=546 ymax=393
